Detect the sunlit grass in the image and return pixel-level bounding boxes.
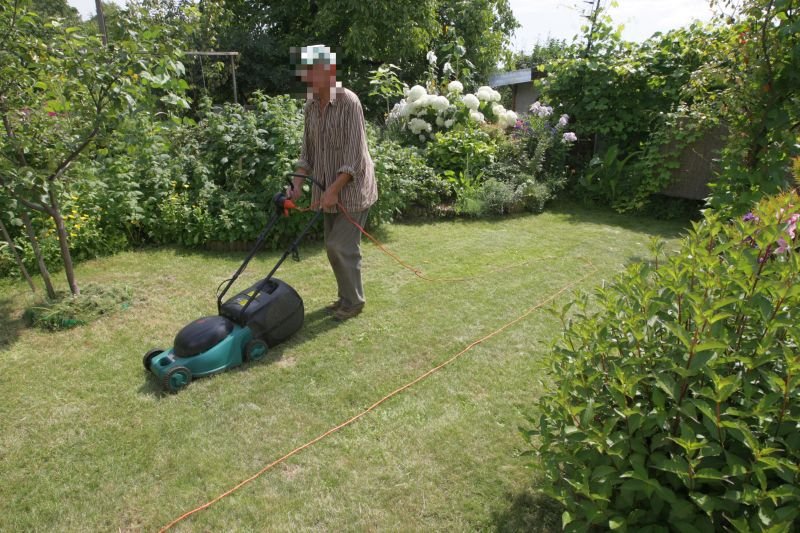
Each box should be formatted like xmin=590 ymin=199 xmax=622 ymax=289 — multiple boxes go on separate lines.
xmin=0 ymin=203 xmax=688 ymax=531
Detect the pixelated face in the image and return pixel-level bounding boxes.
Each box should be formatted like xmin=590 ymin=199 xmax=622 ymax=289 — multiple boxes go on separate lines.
xmin=297 ymin=62 xmax=337 ymax=91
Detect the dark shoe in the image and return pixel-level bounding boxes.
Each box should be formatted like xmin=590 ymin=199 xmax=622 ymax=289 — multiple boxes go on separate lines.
xmin=333 ymin=304 xmax=364 ymax=321
xmin=324 ymin=299 xmax=343 ymax=314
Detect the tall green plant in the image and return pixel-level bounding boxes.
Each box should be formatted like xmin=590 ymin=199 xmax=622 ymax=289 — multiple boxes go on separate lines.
xmin=526 ymin=191 xmax=800 ymax=531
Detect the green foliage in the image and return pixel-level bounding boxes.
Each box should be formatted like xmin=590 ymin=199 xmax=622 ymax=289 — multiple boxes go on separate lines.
xmin=540 ymin=14 xmax=731 ymax=208
xmin=478 ymin=178 xmax=516 ymax=215
xmin=0 ymin=1 xmax=188 ymax=293
xmin=705 ymin=0 xmax=800 ymax=214
xmin=368 ymin=64 xmax=407 ymax=122
xmin=176 ymin=0 xmax=517 ymax=118
xmin=426 ymin=126 xmax=496 ymax=178
xmin=85 ymin=93 xmax=308 ymax=248
xmin=527 ymin=192 xmax=800 ymax=531
xmin=23 ymin=283 xmax=132 ymax=330
xmin=0 ymin=229 xmax=61 ymax=278
xmin=368 ymin=132 xmax=448 ymax=224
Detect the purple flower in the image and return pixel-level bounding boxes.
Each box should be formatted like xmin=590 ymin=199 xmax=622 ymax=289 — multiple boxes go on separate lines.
xmin=742 ymin=212 xmax=759 ymax=223
xmin=562 ymin=132 xmax=577 ymax=143
xmin=786 ymin=213 xmax=798 ymax=240
xmin=775 ymin=237 xmax=790 ymax=254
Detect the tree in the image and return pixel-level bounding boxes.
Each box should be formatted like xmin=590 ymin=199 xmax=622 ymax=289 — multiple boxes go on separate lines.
xmin=0 ymin=0 xmax=188 ymax=296
xmin=706 ymin=0 xmax=800 ymax=212
xmin=139 ymin=0 xmax=518 ymax=116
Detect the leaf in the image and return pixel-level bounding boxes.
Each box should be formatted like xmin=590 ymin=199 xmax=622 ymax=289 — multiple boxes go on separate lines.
xmin=664 ymin=321 xmax=692 ymax=349
xmin=609 ymin=517 xmax=625 ymax=530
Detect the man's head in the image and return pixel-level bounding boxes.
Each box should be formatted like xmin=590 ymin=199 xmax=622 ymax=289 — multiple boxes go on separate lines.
xmin=293 ymin=45 xmax=337 ymax=95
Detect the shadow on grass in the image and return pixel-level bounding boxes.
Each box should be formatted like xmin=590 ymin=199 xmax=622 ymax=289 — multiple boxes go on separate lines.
xmin=492 ymin=487 xmax=563 ymax=533
xmin=138 ymin=307 xmax=343 ymax=397
xmin=0 ymin=294 xmax=25 ymax=350
xmin=545 ymin=199 xmax=690 ymax=240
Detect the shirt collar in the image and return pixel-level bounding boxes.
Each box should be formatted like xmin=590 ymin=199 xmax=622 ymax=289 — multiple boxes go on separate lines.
xmin=308 ymin=86 xmax=343 ymax=105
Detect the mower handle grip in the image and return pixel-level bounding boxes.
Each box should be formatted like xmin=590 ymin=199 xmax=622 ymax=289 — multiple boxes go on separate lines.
xmin=287 ymin=172 xmax=325 ymax=192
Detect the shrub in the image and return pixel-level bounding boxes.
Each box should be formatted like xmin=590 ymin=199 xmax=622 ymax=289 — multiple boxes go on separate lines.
xmin=368 ymin=134 xmax=449 ymax=224
xmin=479 ymin=178 xmax=516 ymax=215
xmin=526 ymin=191 xmax=800 ymax=531
xmin=426 ymin=126 xmax=496 ymax=178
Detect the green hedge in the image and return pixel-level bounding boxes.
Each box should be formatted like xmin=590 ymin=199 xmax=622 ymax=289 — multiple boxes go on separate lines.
xmin=526 ymin=191 xmax=800 ymax=531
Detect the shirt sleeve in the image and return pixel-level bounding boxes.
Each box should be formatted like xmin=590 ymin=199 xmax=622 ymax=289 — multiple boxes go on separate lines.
xmin=295 ymin=103 xmax=314 ymax=173
xmin=335 ymin=96 xmax=368 ymax=184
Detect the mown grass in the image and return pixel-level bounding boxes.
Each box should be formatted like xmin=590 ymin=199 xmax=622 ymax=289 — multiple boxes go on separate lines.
xmin=0 ymin=203 xmax=688 ymax=531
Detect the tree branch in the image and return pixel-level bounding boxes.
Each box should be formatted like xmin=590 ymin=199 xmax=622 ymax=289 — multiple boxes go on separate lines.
xmin=1 ymin=105 xmax=29 ymax=167
xmin=46 ymin=124 xmax=100 ymax=182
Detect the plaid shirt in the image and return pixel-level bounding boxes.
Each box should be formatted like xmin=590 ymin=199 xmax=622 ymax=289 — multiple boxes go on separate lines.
xmin=296 ymin=87 xmax=378 ymax=213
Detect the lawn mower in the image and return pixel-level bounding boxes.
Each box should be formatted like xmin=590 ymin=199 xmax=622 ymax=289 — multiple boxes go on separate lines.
xmin=143 ymin=174 xmax=323 ymax=393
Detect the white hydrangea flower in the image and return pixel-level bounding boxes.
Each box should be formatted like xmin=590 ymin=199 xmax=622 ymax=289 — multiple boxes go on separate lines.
xmin=476 ymin=86 xmax=494 ymax=101
xmin=388 ymin=101 xmax=405 ymax=123
xmin=435 ymin=116 xmax=445 ymax=127
xmin=419 ymin=134 xmax=426 ymax=142
xmin=491 ymin=104 xmax=506 ymax=117
xmin=469 ymin=110 xmax=485 ymax=123
xmin=407 ymin=85 xmax=427 ymax=103
xmin=563 ymin=132 xmax=578 ymax=143
xmin=498 ymin=110 xmax=518 ymax=128
xmin=490 ymin=89 xmax=501 ymax=102
xmin=442 ymin=62 xmax=454 ymax=76
xmin=431 ymin=95 xmax=450 ymax=113
xmin=462 ymin=93 xmax=480 ymax=110
xmin=408 ymin=118 xmax=432 ymax=134
xmin=426 ymin=50 xmax=437 ymax=65
xmin=446 ymin=80 xmax=463 ymax=94
xmin=444 ymin=118 xmax=455 ymax=128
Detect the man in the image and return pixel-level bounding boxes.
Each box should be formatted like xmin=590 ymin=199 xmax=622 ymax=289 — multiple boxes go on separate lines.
xmin=289 ymin=45 xmax=378 ymax=321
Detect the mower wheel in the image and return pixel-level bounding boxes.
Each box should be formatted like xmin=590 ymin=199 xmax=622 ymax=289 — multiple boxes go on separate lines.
xmin=143 ymin=348 xmax=165 ymax=370
xmin=163 ymin=366 xmax=192 ymax=393
xmin=244 ymin=339 xmax=268 ymax=362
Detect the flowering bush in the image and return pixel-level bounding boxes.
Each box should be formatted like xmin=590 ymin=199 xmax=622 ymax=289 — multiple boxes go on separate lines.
xmin=388 ymin=82 xmax=519 ymax=144
xmin=526 ymin=191 xmax=800 ymax=531
xmin=512 ymin=101 xmax=577 ymax=190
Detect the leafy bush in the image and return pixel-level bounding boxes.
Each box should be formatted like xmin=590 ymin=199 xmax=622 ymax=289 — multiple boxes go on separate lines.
xmin=0 ymin=226 xmax=63 ymax=279
xmin=83 ymin=93 xmax=310 ymax=249
xmin=368 ymin=133 xmax=449 ymax=224
xmin=526 ymin=191 xmax=800 ymax=531
xmin=426 ymin=126 xmax=496 ymax=178
xmin=479 ymin=178 xmax=516 ymax=215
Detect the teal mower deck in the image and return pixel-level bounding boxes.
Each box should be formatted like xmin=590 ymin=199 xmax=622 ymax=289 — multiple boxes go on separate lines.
xmin=143 ymin=175 xmax=324 ymax=393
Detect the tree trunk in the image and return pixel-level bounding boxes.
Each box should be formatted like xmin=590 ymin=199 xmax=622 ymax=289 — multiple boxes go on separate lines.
xmin=48 ymin=187 xmax=79 ymax=296
xmin=95 ymin=0 xmax=108 ymax=46
xmin=21 ymin=211 xmax=56 ymax=299
xmin=0 ymin=217 xmax=36 ymax=293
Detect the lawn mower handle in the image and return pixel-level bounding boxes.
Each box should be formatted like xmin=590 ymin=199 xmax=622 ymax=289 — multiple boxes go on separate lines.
xmin=216 ymin=175 xmax=326 ymax=316
xmin=287 ymin=172 xmax=326 ymax=193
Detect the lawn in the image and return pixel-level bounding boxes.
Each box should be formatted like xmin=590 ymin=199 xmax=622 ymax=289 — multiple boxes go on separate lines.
xmin=0 ymin=203 xmax=688 ymax=531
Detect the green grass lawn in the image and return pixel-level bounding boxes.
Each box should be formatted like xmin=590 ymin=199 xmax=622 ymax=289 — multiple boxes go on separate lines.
xmin=0 ymin=203 xmax=688 ymax=531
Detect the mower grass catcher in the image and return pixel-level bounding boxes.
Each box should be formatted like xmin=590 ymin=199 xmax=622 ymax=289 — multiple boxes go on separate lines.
xmin=143 ymin=175 xmax=322 ymax=393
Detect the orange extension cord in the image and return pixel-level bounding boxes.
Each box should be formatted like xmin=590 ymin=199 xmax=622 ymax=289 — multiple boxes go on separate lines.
xmin=158 ymin=204 xmax=597 ymax=532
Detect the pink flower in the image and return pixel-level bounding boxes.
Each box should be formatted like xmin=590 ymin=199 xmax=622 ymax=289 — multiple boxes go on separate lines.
xmin=786 ymin=213 xmax=799 ymax=240
xmin=775 ymin=237 xmax=790 ymax=254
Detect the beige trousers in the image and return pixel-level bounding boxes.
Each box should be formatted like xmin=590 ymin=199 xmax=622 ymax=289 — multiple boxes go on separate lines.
xmin=323 ymin=210 xmax=369 ymax=308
